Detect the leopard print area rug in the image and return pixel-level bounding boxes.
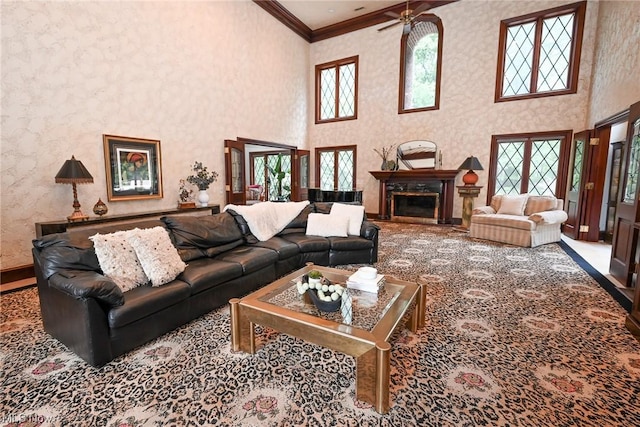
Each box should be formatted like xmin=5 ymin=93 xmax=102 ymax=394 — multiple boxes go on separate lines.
xmin=2 ymin=222 xmax=640 ymax=426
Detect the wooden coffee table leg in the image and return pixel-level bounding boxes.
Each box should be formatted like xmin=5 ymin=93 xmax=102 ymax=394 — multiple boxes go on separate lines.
xmin=229 ymin=298 xmax=255 ymax=353
xmin=356 ymin=341 xmax=391 ymax=414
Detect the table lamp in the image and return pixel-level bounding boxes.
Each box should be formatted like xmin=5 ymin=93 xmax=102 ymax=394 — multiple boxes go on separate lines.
xmin=55 ymin=155 xmax=94 ymax=221
xmin=458 ymin=156 xmax=483 ymax=186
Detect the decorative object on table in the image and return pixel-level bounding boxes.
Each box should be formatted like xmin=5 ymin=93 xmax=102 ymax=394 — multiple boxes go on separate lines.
xmin=396 ymin=140 xmax=438 ymax=170
xmin=55 ymin=155 xmax=94 ymax=222
xmin=103 ymin=134 xmax=163 ymax=202
xmin=296 ymin=273 xmax=344 ymax=312
xmin=346 ymin=267 xmax=385 ymax=293
xmin=373 ymin=144 xmax=397 ymax=170
xmin=92 ymin=198 xmax=108 ymax=216
xmin=458 ymin=156 xmax=484 ymax=186
xmin=177 ymin=179 xmax=195 ymax=209
xmin=267 ymin=153 xmax=290 ymax=201
xmin=187 ymin=161 xmax=218 ymax=207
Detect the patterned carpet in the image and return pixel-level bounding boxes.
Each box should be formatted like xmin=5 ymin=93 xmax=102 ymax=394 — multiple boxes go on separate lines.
xmin=2 ymin=222 xmax=640 ymax=426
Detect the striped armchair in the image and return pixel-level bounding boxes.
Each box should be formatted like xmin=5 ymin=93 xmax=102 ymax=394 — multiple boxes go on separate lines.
xmin=469 ymin=194 xmax=567 ymax=248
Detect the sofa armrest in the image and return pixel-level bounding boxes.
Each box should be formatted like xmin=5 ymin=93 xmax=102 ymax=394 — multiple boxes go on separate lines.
xmin=472 ymin=206 xmax=496 ymax=215
xmin=528 ymin=210 xmax=568 ymax=225
xmin=48 ymin=270 xmax=124 ymax=308
xmin=361 ymin=220 xmax=380 ymax=240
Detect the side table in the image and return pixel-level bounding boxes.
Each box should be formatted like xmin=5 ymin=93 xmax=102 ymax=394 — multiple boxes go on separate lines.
xmin=457 ymin=186 xmax=482 ymax=230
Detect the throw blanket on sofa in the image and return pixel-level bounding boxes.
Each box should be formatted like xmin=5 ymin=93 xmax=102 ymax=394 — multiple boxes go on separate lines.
xmin=223 ymin=201 xmax=310 ymax=241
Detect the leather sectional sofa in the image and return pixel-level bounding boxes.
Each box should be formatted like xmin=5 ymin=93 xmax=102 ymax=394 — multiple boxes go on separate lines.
xmin=32 ymin=202 xmax=379 ymax=367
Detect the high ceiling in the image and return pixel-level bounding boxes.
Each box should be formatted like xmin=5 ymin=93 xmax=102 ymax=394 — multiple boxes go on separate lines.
xmin=278 ymin=1 xmax=400 ymax=30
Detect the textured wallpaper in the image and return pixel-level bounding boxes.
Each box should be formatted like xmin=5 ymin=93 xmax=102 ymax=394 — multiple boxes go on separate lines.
xmin=308 ymin=0 xmax=601 ymax=215
xmin=1 ymin=1 xmax=309 ymax=268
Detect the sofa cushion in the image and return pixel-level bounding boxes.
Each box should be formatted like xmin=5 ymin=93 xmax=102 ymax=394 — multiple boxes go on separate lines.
xmin=162 ymin=213 xmax=244 ymax=261
xmin=49 ymin=270 xmax=124 ymax=307
xmin=107 ymin=279 xmax=191 ymax=329
xmin=281 ymin=233 xmax=331 ymax=253
xmin=328 ymin=236 xmax=374 ymax=251
xmin=89 ymin=229 xmax=149 ymax=292
xmin=524 ymin=195 xmax=558 ymax=215
xmin=471 ymin=214 xmax=535 ymax=231
xmin=497 ymin=194 xmax=528 ymax=215
xmin=283 ymin=204 xmax=313 ymax=229
xmin=253 ymin=236 xmax=300 ymax=260
xmin=214 ymin=246 xmax=279 ymax=274
xmin=128 ymin=227 xmax=186 ymax=287
xmin=225 ymin=209 xmax=259 ymax=244
xmin=33 ymin=234 xmax=101 ymax=279
xmin=178 ymin=258 xmax=244 ymax=295
xmin=306 ymin=213 xmax=349 ymax=237
xmin=330 ymin=203 xmax=365 ymax=236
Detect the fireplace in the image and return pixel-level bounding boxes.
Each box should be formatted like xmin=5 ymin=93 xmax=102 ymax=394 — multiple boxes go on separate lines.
xmin=369 ymin=169 xmax=458 ymax=224
xmin=391 ymin=192 xmax=439 ymax=224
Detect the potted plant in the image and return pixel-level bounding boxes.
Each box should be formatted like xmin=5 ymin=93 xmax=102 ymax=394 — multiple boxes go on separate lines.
xmin=187 ymin=161 xmax=218 ymax=207
xmin=267 ymin=153 xmax=290 ymax=201
xmin=307 ymin=269 xmax=323 ymax=287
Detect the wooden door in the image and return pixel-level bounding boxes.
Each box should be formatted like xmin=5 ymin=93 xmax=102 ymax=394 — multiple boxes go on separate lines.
xmin=291 ymin=149 xmax=310 ymax=202
xmin=224 ymin=139 xmax=245 ymax=205
xmin=605 ymin=142 xmax=623 ymax=243
xmin=564 ymin=130 xmax=590 ymax=239
xmin=610 ymin=100 xmax=640 ymax=285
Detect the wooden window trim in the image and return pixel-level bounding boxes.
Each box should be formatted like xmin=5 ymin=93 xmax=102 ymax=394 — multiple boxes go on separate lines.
xmin=315 ymin=56 xmax=359 ymax=124
xmin=494 ymin=1 xmax=586 ymax=103
xmin=314 ymin=145 xmax=357 ymax=189
xmin=398 ymin=15 xmax=443 ymax=114
xmin=487 ymin=130 xmax=572 ymax=203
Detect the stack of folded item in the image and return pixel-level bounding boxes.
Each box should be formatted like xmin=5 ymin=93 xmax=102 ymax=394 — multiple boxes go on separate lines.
xmin=346 ymin=267 xmax=384 ymax=294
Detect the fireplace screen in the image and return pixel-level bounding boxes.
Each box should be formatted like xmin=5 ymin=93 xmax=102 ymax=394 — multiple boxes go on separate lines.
xmin=391 ymin=192 xmax=439 ymax=224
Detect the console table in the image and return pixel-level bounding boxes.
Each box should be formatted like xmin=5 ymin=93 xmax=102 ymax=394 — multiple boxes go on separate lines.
xmin=369 ymin=170 xmax=458 ymax=223
xmin=35 ymin=205 xmax=220 ymax=237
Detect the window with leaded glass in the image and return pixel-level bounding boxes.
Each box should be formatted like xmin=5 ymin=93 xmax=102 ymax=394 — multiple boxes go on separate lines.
xmin=489 ymin=132 xmax=570 ymax=199
xmin=315 ymin=146 xmax=356 ymax=191
xmin=399 ymin=15 xmax=442 ymax=113
xmin=495 ymin=1 xmax=586 ymax=102
xmin=315 ymin=56 xmax=358 ymax=124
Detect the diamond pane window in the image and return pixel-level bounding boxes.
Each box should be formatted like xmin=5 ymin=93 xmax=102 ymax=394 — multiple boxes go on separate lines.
xmin=491 ymin=133 xmax=569 ymax=198
xmin=529 ymin=139 xmax=561 ymax=195
xmin=253 ymin=156 xmax=266 ymax=187
xmin=570 ymin=139 xmax=584 ymax=192
xmin=316 ymin=146 xmax=356 ymax=191
xmin=316 ymin=56 xmax=358 ymax=123
xmin=496 ymin=2 xmax=586 ymax=102
xmin=400 ymin=17 xmax=442 ymax=113
xmin=496 ymin=142 xmax=524 ymax=195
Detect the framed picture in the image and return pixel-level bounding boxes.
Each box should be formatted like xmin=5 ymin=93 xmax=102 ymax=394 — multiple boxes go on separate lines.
xmin=103 ymin=134 xmax=163 ymax=201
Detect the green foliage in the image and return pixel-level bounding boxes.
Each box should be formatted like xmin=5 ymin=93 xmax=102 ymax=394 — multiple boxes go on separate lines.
xmin=267 ymin=153 xmax=290 ymax=200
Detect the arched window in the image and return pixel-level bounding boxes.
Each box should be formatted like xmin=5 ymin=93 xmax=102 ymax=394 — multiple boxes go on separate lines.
xmin=399 ymin=15 xmax=443 ymax=114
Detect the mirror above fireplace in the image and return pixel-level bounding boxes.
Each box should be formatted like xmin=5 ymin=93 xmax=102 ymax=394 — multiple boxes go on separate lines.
xmin=396 ymin=140 xmax=439 ymax=170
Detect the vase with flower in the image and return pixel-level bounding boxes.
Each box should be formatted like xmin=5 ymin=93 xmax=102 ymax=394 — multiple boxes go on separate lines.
xmin=374 ymin=144 xmax=398 ymax=170
xmin=187 ymin=161 xmax=218 ymax=207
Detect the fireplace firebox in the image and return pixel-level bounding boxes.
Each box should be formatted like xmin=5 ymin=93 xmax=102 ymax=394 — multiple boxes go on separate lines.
xmin=391 ymin=192 xmax=439 ymax=224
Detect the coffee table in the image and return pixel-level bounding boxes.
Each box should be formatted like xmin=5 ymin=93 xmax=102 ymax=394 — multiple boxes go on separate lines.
xmin=229 ymin=264 xmax=427 ymax=413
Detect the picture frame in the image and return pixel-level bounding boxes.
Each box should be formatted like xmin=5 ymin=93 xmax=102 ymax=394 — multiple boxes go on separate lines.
xmin=103 ymin=134 xmax=163 ymax=201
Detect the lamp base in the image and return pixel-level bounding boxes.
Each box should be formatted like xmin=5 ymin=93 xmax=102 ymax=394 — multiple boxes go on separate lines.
xmin=462 ymin=170 xmax=479 ymax=186
xmin=67 ymin=210 xmax=89 ymax=222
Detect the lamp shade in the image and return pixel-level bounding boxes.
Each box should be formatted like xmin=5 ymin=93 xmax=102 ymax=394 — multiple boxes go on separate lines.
xmin=55 ymin=155 xmax=94 ymax=184
xmin=457 ymin=156 xmax=484 ymax=171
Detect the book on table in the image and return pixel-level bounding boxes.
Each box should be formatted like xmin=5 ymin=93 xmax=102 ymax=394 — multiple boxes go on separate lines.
xmin=346 ymin=272 xmax=385 ymax=294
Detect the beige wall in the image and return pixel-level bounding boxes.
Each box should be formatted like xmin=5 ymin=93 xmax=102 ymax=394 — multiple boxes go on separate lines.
xmin=308 ymin=0 xmax=601 ymax=215
xmin=588 ymin=0 xmax=640 ymax=124
xmin=1 ymin=1 xmax=309 ymax=269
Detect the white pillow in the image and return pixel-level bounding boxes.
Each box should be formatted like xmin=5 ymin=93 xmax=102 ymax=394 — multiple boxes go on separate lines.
xmin=90 ymin=229 xmax=148 ymax=292
xmin=306 ymin=213 xmax=349 ymax=237
xmin=329 ymin=203 xmax=365 ymax=236
xmin=128 ymin=227 xmax=187 ymax=287
xmin=497 ymin=194 xmax=528 ymax=216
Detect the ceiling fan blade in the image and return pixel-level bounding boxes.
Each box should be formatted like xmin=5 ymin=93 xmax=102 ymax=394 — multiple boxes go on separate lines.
xmin=412 ymin=3 xmax=431 ymax=16
xmin=378 ymin=21 xmax=402 ymax=32
xmin=384 ymin=11 xmax=400 ymax=19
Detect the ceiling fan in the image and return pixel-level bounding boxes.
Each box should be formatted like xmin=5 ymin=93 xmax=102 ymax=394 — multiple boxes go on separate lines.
xmin=378 ymin=1 xmax=431 ymax=35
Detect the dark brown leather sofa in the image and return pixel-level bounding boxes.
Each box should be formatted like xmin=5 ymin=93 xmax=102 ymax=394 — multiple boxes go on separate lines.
xmin=31 ymin=202 xmax=379 ymax=367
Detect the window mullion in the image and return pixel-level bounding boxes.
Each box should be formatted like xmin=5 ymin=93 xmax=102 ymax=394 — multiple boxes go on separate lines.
xmin=530 ymin=18 xmax=544 ymax=94
xmin=334 ymin=66 xmax=340 ymax=120
xmin=521 ymin=138 xmax=533 ymax=193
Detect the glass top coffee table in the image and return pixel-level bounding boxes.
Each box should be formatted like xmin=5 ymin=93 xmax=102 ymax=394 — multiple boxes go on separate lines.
xmin=229 ymin=264 xmax=427 ymax=413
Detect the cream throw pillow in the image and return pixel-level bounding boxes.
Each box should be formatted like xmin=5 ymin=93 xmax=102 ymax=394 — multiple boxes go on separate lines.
xmin=329 ymin=203 xmax=365 ymax=236
xmin=306 ymin=213 xmax=349 ymax=237
xmin=497 ymin=194 xmax=528 ymax=216
xmin=90 ymin=229 xmax=148 ymax=292
xmin=128 ymin=227 xmax=187 ymax=287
